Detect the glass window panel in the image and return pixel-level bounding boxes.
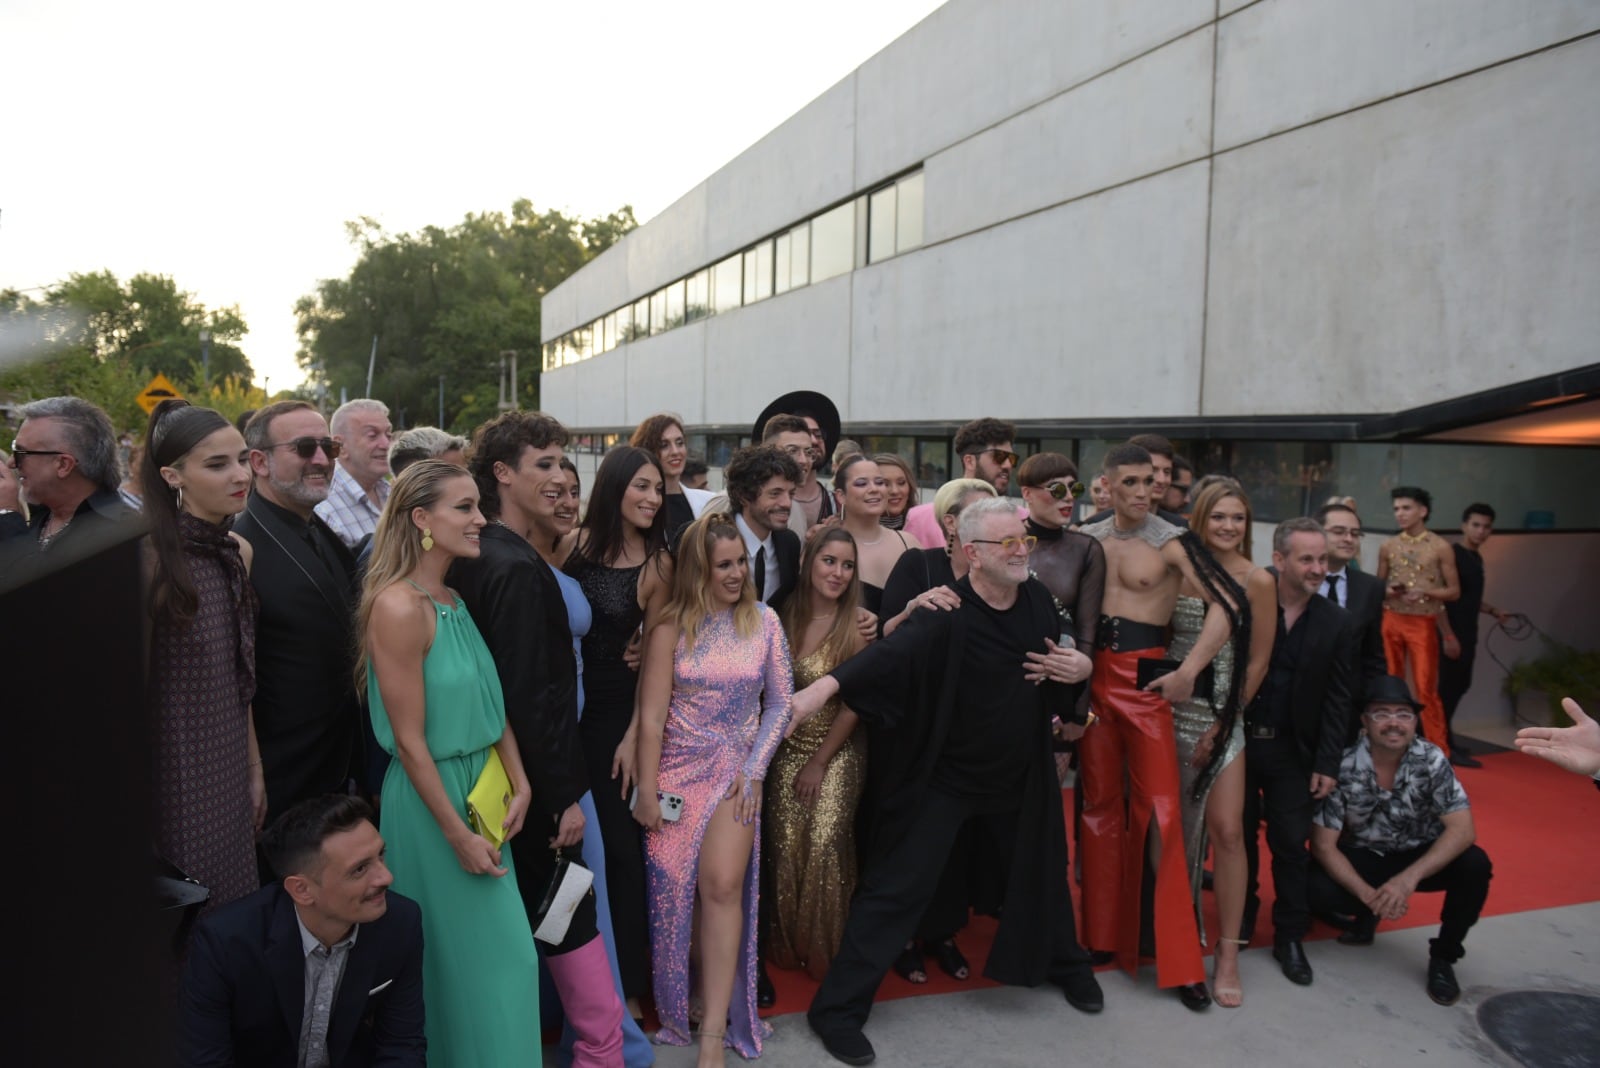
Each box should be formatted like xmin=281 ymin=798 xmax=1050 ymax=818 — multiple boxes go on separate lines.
xmin=649 ymin=289 xmax=667 ymax=336
xmin=790 ymin=223 xmax=810 ymax=288
xmin=855 ymin=196 xmax=870 ymax=268
xmin=576 ymin=325 xmax=592 ymax=361
xmin=602 ymin=312 xmax=616 ymax=353
xmin=897 ymin=171 xmax=924 ymax=252
xmin=744 ymin=242 xmax=773 ymax=304
xmin=774 ymin=233 xmax=792 ymax=294
xmin=664 ymin=280 xmax=685 ymax=330
xmin=711 ymin=255 xmax=742 ymax=314
xmin=616 ymin=304 xmax=634 ymax=343
xmin=869 ymin=185 xmax=897 ymax=264
xmin=632 ymin=297 xmax=650 ymax=340
xmin=542 ymin=341 xmax=556 ymax=371
xmin=811 ymin=202 xmax=854 ymax=282
xmin=685 ymin=269 xmax=710 ymax=322
xmin=915 ymin=438 xmax=951 ymax=487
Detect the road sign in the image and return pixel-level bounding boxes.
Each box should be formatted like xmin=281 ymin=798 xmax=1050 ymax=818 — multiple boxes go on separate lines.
xmin=136 ymin=373 xmax=184 ymax=416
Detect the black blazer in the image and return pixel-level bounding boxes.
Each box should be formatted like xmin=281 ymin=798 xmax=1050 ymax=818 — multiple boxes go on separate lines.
xmin=1342 ymin=569 xmax=1388 ymax=685
xmin=764 ymin=527 xmax=803 ymax=610
xmin=1283 ymin=595 xmax=1358 ymax=778
xmin=232 ymin=494 xmax=362 ymax=821
xmin=179 ymin=884 xmax=426 ymax=1068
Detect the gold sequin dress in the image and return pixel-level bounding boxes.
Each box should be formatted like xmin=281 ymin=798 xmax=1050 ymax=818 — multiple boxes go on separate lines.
xmin=766 ymin=648 xmax=867 ymax=980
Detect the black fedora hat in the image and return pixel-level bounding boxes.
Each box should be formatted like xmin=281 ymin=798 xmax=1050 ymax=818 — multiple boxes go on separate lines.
xmin=752 ymin=391 xmax=841 ymax=456
xmin=1364 ymin=674 xmax=1424 ymax=712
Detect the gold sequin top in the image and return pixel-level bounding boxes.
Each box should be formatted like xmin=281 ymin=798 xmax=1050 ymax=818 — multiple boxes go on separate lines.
xmin=1385 ymin=532 xmax=1447 ymax=616
xmin=785 ymin=649 xmax=845 ymax=756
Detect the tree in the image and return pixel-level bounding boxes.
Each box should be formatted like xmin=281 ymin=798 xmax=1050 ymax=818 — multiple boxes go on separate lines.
xmin=294 ymin=202 xmax=635 ymax=433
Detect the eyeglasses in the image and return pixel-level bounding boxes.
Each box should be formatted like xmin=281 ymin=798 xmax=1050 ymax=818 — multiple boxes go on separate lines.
xmin=1367 ymin=710 xmax=1417 ymax=724
xmin=1034 ymin=480 xmax=1084 ymax=500
xmin=1324 ymin=525 xmax=1364 ymax=539
xmin=268 ymin=436 xmax=341 ymax=460
xmin=964 ymin=447 xmax=1020 ymax=467
xmin=968 ymin=535 xmax=1037 ymax=553
xmin=9 ymin=443 xmax=67 ymax=463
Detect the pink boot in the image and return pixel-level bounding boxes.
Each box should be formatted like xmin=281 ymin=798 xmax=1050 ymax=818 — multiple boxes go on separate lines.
xmin=546 ymin=937 xmax=626 ymax=1067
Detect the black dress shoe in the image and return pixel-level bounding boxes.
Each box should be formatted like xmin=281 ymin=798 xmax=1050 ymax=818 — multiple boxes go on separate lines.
xmin=1426 ymin=958 xmax=1461 ymax=1005
xmin=757 ymin=961 xmax=776 ymax=1009
xmin=1060 ymin=971 xmax=1105 ymax=1013
xmin=1176 ymin=982 xmax=1212 ymax=1011
xmin=1088 ymin=949 xmax=1116 ymax=966
xmin=1338 ymin=915 xmax=1377 ymax=946
xmin=1274 ymin=940 xmax=1314 ymax=985
xmin=808 ymin=1014 xmax=875 ymax=1066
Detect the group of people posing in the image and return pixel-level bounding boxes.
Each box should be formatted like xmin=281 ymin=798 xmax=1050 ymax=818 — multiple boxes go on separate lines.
xmin=0 ymin=395 xmax=1535 ymax=1068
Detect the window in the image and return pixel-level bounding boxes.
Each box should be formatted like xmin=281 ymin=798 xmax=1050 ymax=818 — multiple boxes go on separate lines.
xmin=811 ymin=201 xmax=854 ymax=282
xmin=685 ymin=269 xmax=710 ymax=322
xmin=774 ymin=233 xmax=792 ymax=294
xmin=664 ymin=280 xmax=686 ymax=330
xmin=631 ymin=296 xmax=650 ymax=340
xmin=649 ymin=288 xmax=668 ymax=336
xmin=616 ymin=304 xmax=634 ymax=343
xmin=869 ymin=185 xmax=897 ymax=264
xmin=712 ymin=255 xmax=742 ymax=314
xmin=789 ymin=223 xmax=810 ymax=288
xmin=897 ymin=171 xmax=924 ymax=252
xmin=744 ymin=241 xmax=773 ymax=304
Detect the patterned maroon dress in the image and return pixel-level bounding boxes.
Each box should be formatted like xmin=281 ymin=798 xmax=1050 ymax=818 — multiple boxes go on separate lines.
xmin=152 ymin=512 xmax=260 ymax=911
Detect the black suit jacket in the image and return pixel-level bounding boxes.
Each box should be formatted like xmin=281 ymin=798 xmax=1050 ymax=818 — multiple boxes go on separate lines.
xmin=232 ymin=494 xmax=362 ymax=820
xmin=448 ymin=524 xmax=586 ymax=820
xmin=1281 ymin=595 xmax=1358 ymax=778
xmin=764 ymin=527 xmax=803 ymax=610
xmin=1341 ymin=569 xmax=1388 ymax=685
xmin=179 ymin=884 xmax=426 ymax=1068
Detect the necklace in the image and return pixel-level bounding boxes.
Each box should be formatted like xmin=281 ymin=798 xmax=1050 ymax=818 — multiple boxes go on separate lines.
xmin=38 ymin=515 xmax=73 ymax=548
xmin=1107 ymin=518 xmax=1147 ymax=540
xmin=793 ymin=485 xmax=821 ymax=503
xmin=1398 ymin=529 xmax=1429 ymax=544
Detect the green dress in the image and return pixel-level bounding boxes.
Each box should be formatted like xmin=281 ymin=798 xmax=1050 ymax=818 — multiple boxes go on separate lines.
xmin=369 ymin=587 xmax=541 ymax=1065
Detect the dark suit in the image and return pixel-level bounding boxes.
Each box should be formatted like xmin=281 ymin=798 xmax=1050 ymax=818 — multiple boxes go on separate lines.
xmin=1333 ymin=569 xmax=1387 ymax=741
xmin=179 ymin=883 xmax=426 ymax=1068
xmin=1243 ymin=594 xmax=1355 ymax=941
xmin=760 ymin=526 xmax=802 ymax=609
xmin=0 ymin=488 xmax=139 ymax=594
xmin=233 ymin=494 xmax=362 ymax=822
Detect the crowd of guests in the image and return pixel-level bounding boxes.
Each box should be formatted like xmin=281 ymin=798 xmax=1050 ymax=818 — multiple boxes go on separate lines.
xmin=3 ymin=392 xmax=1587 ymax=1068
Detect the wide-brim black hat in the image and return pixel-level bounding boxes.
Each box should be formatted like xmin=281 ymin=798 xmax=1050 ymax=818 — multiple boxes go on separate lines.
xmin=1364 ymin=674 xmax=1425 ymax=712
xmin=752 ymin=391 xmax=841 ymax=455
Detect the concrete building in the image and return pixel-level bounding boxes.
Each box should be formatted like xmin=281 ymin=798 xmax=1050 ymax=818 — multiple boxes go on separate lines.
xmin=542 ymin=1 xmax=1600 ymax=729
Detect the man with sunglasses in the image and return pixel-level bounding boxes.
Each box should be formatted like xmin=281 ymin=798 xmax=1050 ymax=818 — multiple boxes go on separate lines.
xmin=235 ymin=401 xmax=363 ymax=825
xmin=1 ymin=396 xmax=136 ymax=591
xmin=1309 ymin=675 xmax=1490 ymax=1006
xmin=903 ymin=417 xmax=1019 ymax=550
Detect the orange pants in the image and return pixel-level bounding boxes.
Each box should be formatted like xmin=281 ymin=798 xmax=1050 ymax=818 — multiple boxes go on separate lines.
xmin=1381 ymin=610 xmax=1450 ymax=757
xmin=1081 ymin=650 xmax=1205 ymax=988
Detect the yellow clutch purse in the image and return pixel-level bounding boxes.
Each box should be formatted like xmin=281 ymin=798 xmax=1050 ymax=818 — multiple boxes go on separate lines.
xmin=466 ymin=747 xmax=513 ymax=848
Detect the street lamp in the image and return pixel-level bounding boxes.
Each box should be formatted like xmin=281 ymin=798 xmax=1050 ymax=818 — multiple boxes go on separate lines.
xmin=199 ymin=328 xmax=212 ymax=385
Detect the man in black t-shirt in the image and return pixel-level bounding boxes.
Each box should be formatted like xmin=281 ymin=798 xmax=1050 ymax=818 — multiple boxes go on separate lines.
xmin=1436 ymin=503 xmax=1512 ymax=768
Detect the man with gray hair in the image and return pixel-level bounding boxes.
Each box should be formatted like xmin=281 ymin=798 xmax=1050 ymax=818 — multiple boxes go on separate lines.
xmin=315 ymin=399 xmax=393 ymax=549
xmin=1 ymin=396 xmax=137 ymax=588
xmin=386 ymin=426 xmax=467 ymax=476
xmin=793 ymin=496 xmax=1102 ymax=1066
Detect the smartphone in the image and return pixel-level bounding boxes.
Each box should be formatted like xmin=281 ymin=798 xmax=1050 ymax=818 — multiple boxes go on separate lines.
xmin=629 ymin=787 xmax=684 ymax=822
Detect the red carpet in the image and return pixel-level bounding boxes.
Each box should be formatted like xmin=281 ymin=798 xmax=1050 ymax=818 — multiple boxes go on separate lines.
xmin=758 ymin=748 xmax=1600 ymax=1019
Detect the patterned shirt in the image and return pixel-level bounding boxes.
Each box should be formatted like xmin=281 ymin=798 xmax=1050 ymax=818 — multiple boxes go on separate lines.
xmin=1315 ymin=735 xmax=1469 ymax=854
xmin=314 ymin=462 xmax=389 ymax=549
xmin=296 ymin=912 xmax=359 ymax=1068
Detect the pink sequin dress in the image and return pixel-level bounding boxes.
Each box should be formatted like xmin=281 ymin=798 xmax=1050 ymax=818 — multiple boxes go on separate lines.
xmin=644 ymin=605 xmax=793 ymax=1057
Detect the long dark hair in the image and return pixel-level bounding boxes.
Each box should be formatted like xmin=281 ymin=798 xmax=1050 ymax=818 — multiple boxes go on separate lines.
xmin=780 ymin=526 xmax=863 ymax=671
xmin=141 ymin=399 xmax=233 ymax=624
xmin=573 ymin=445 xmax=667 ymax=567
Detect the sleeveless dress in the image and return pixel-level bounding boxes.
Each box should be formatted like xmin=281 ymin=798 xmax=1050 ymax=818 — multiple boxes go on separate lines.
xmin=766 ymin=648 xmax=866 ymax=980
xmin=369 ymin=588 xmax=541 ymax=1065
xmin=645 ymin=608 xmax=793 ymax=1057
xmin=1168 ymin=593 xmax=1245 ymax=943
xmin=565 ymin=554 xmax=652 ymax=999
xmin=152 ymin=513 xmax=259 ymax=913
xmin=549 ymin=563 xmax=655 ymax=1068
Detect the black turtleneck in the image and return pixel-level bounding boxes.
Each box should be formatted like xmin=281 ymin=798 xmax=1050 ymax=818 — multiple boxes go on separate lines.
xmin=1023 ymin=519 xmax=1106 ymax=649
xmin=1025 ymin=517 xmax=1064 ymax=542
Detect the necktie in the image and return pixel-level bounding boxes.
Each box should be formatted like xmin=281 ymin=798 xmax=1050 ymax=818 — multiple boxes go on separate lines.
xmin=1325 ymin=572 xmax=1341 ymax=605
xmin=753 ymin=546 xmax=767 ymax=603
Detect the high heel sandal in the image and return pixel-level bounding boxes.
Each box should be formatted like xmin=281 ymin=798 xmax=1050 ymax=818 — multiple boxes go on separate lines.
xmin=1212 ymin=937 xmax=1247 ymax=1009
xmin=892 ymin=941 xmax=928 ymax=984
xmin=931 ymin=939 xmax=971 ymax=981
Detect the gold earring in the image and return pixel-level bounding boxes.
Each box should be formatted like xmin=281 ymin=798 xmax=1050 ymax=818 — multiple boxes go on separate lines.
xmin=421 ymin=527 xmax=434 ymax=552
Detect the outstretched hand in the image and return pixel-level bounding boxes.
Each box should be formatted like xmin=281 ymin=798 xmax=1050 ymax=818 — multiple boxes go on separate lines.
xmin=1515 ymin=698 xmax=1600 ymax=777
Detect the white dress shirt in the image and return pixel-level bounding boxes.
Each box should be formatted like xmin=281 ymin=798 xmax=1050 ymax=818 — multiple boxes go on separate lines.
xmin=734 ymin=512 xmax=777 ymax=603
xmin=1321 ymin=566 xmax=1349 ymax=608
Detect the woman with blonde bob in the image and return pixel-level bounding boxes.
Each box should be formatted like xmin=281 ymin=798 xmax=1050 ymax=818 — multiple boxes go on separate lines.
xmin=635 ymin=511 xmax=793 ymax=1066
xmin=359 ymin=459 xmax=542 ymax=1063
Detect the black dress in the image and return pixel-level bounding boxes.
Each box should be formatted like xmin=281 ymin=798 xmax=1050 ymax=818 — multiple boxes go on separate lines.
xmin=565 ymin=555 xmax=651 ymax=998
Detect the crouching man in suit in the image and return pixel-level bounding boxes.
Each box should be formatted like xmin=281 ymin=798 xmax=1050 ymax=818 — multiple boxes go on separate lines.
xmin=179 ymin=795 xmax=426 ymax=1067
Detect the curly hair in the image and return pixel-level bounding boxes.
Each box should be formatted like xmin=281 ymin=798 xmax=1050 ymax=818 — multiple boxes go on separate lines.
xmin=952 ymin=417 xmax=1017 ymax=456
xmin=723 ymin=445 xmax=800 ymax=514
xmin=465 ymin=411 xmax=567 ymax=520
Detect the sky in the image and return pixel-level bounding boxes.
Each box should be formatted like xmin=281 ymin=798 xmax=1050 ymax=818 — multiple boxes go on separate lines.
xmin=0 ymin=0 xmax=946 ymax=392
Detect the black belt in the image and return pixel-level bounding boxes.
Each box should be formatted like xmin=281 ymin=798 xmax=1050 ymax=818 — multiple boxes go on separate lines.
xmin=1096 ymin=616 xmax=1168 ymax=653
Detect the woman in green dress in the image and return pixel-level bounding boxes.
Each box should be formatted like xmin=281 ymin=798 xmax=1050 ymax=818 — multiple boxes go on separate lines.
xmin=359 ymin=459 xmax=543 ymax=1063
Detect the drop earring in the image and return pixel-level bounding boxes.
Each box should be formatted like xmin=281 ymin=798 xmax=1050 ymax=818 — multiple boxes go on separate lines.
xmin=421 ymin=527 xmax=434 ymax=552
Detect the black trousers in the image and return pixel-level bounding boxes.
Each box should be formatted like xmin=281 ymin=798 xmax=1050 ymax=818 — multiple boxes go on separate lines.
xmin=1242 ymin=736 xmax=1312 ymax=941
xmin=1308 ymin=842 xmax=1492 ymax=962
xmin=511 ymin=833 xmax=599 ymax=955
xmin=1438 ymin=647 xmax=1475 ymax=734
xmin=810 ymin=789 xmax=1091 ymax=1037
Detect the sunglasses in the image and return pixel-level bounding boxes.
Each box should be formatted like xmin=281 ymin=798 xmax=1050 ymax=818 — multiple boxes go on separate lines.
xmin=1034 ymin=480 xmax=1084 ymax=500
xmin=965 ymin=447 xmax=1020 ymax=467
xmin=268 ymin=436 xmax=341 ymax=460
xmin=968 ymin=534 xmax=1037 ymax=553
xmin=9 ymin=443 xmax=67 ymax=463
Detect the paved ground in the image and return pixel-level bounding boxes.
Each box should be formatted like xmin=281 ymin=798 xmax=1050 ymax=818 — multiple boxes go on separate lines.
xmin=637 ymin=901 xmax=1600 ymax=1067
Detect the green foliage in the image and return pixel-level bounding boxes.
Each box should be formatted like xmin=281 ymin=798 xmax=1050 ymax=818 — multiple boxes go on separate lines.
xmin=185 ymin=375 xmax=274 ymax=426
xmin=1 ymin=272 xmax=253 ymax=433
xmin=1504 ymin=641 xmax=1600 ymax=726
xmin=295 ymin=201 xmax=635 ymax=434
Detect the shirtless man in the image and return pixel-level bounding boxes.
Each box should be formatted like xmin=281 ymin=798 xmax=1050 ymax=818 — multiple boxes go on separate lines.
xmin=1078 ymin=443 xmax=1231 ymax=1010
xmin=1375 ymin=486 xmax=1459 ymax=758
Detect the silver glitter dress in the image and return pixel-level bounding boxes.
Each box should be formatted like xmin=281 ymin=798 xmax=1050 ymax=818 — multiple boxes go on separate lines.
xmin=1168 ymin=594 xmax=1245 ymax=943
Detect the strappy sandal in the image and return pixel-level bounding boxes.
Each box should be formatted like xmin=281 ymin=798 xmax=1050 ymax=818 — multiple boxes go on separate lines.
xmin=1212 ymin=937 xmax=1247 ymax=1009
xmin=892 ymin=941 xmax=928 ymax=984
xmin=931 ymin=939 xmax=971 ymax=981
